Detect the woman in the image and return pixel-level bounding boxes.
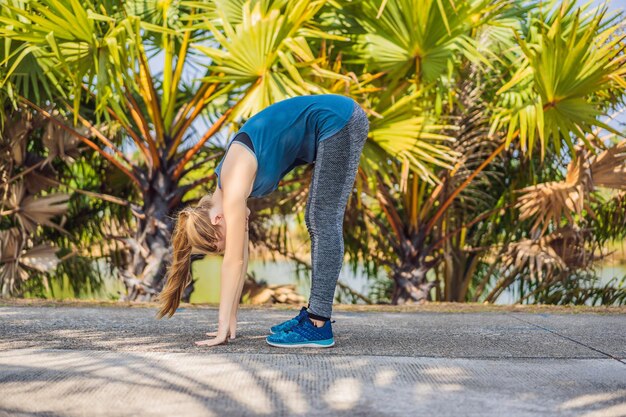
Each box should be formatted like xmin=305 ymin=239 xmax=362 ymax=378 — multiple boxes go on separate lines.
xmin=156 ymin=94 xmax=369 ymax=348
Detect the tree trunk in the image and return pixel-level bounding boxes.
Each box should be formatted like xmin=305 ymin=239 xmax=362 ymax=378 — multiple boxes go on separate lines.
xmin=391 ymin=263 xmax=435 ymax=304
xmin=444 ymin=244 xmax=477 ymax=302
xmin=119 ymin=168 xmax=191 ymax=301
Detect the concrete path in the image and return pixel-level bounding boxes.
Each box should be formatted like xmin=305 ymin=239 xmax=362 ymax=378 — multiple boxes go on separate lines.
xmin=0 ymin=304 xmax=624 ymax=416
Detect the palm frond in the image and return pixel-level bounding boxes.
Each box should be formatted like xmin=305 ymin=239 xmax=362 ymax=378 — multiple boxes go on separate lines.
xmin=492 ymin=1 xmax=626 ymax=158
xmin=589 ymin=141 xmax=626 ymax=190
xmin=193 ymin=0 xmax=346 ymax=119
xmin=352 ymin=0 xmax=494 ymax=83
xmin=6 ymin=182 xmax=69 ymax=233
xmin=367 ymin=91 xmax=458 ymax=185
xmin=516 ymin=140 xmax=626 ymax=235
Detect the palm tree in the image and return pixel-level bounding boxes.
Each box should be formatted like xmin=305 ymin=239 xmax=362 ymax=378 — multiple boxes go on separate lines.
xmin=474 ymin=0 xmax=626 ymax=303
xmin=327 ymin=0 xmax=504 ymax=303
xmin=2 ymin=0 xmax=623 ymax=305
xmin=0 ymin=0 xmax=354 ymax=300
xmin=338 ymin=0 xmax=625 ymax=303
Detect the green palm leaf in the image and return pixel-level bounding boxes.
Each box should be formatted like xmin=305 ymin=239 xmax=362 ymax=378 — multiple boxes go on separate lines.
xmin=193 ymin=0 xmax=350 ymax=119
xmin=492 ymin=1 xmax=626 ymax=159
xmin=352 ymin=0 xmax=494 ymax=83
xmin=365 ymin=91 xmax=458 ymax=185
xmin=0 ymin=0 xmax=142 ymax=124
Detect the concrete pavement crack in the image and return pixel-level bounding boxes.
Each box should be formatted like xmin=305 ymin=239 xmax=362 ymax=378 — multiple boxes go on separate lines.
xmin=508 ymin=313 xmax=626 ymax=366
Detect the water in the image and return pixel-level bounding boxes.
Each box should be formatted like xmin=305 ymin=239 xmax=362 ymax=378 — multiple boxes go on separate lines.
xmin=191 ymin=257 xmax=626 ymax=305
xmin=495 ymin=264 xmax=626 ymax=305
xmin=37 ymin=255 xmax=625 ymax=305
xmin=189 ymin=256 xmax=377 ymax=304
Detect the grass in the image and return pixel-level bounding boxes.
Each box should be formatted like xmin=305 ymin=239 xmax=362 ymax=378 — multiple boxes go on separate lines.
xmin=1 ymin=297 xmax=625 ymax=315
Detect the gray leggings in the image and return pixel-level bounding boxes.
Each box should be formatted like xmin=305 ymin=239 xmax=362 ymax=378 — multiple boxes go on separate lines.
xmin=306 ymin=102 xmax=369 ymax=319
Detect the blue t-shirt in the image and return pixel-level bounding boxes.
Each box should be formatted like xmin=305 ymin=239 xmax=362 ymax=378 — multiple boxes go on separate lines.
xmin=214 ymin=94 xmax=356 ymax=198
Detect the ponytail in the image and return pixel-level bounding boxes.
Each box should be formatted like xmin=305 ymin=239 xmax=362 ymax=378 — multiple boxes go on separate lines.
xmin=156 ymin=195 xmax=221 ymax=319
xmin=156 ymin=211 xmax=192 ymax=318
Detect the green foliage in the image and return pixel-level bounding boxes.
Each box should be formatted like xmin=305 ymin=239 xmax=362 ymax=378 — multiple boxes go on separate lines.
xmin=1 ymin=0 xmax=624 ymax=306
xmin=523 ymin=271 xmax=626 ymax=306
xmin=491 ymin=0 xmax=626 ymax=158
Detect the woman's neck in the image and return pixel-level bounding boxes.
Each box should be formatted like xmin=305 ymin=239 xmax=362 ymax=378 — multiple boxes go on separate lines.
xmin=212 ymin=185 xmax=223 ymax=204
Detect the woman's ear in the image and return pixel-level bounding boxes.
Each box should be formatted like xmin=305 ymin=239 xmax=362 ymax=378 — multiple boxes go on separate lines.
xmin=210 ymin=212 xmax=223 ymax=226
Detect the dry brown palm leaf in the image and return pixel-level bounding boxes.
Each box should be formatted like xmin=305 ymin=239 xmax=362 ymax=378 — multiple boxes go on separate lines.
xmin=43 ymin=120 xmax=83 ymax=165
xmin=4 ymin=114 xmax=32 ymax=166
xmin=5 ymin=183 xmax=69 ymax=233
xmin=23 ymin=171 xmax=58 ymax=195
xmin=0 ymin=228 xmax=23 ymax=263
xmin=503 ymin=235 xmax=566 ymax=282
xmin=0 ymin=229 xmax=60 ymax=295
xmin=588 ymin=141 xmax=626 ymax=190
xmin=502 ymin=227 xmax=598 ymax=283
xmin=20 ymin=244 xmax=61 ymax=272
xmin=515 ymin=182 xmax=588 ymax=236
xmin=0 ymin=261 xmax=25 ymax=296
xmin=0 ymin=229 xmax=26 ymax=296
xmin=10 ymin=131 xmax=26 ymax=167
xmin=547 ymin=227 xmax=599 ymax=270
xmin=516 ymin=142 xmax=626 ymax=236
xmin=1 ymin=107 xmax=47 ymax=166
xmin=515 ymin=153 xmax=594 ymax=235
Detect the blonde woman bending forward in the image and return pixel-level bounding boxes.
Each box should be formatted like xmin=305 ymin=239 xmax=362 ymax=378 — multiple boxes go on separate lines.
xmin=156 ymin=94 xmax=369 ymax=348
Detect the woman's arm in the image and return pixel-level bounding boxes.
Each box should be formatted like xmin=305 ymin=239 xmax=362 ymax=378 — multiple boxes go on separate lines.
xmin=231 ymin=221 xmax=249 ymax=331
xmin=205 ymin=211 xmax=249 ymax=339
xmin=195 ymin=198 xmax=246 ymax=346
xmin=195 ymin=145 xmax=256 ymax=347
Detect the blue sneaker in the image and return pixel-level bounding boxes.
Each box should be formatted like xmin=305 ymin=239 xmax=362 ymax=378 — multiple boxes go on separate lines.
xmin=266 ymin=313 xmax=335 ymax=348
xmin=269 ymin=306 xmax=308 ymax=334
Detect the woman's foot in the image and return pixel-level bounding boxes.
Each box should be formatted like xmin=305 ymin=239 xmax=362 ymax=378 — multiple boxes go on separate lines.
xmin=269 ymin=306 xmax=308 ymax=334
xmin=266 ymin=314 xmax=335 ymax=348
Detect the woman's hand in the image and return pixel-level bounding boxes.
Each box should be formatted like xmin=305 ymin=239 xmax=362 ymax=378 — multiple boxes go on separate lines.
xmin=194 ymin=337 xmax=227 ymax=347
xmin=206 ymin=320 xmax=237 ymax=339
xmin=205 ymin=331 xmax=235 ymax=339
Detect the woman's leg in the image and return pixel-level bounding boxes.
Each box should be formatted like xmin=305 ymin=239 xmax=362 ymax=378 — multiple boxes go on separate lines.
xmin=305 ymin=102 xmax=369 ymax=319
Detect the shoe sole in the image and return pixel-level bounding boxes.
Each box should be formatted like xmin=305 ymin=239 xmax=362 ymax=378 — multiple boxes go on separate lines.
xmin=266 ymin=338 xmax=335 ymax=348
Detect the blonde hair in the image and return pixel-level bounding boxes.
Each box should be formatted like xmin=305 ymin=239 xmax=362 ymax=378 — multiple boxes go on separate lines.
xmin=156 ymin=195 xmax=222 ymax=319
